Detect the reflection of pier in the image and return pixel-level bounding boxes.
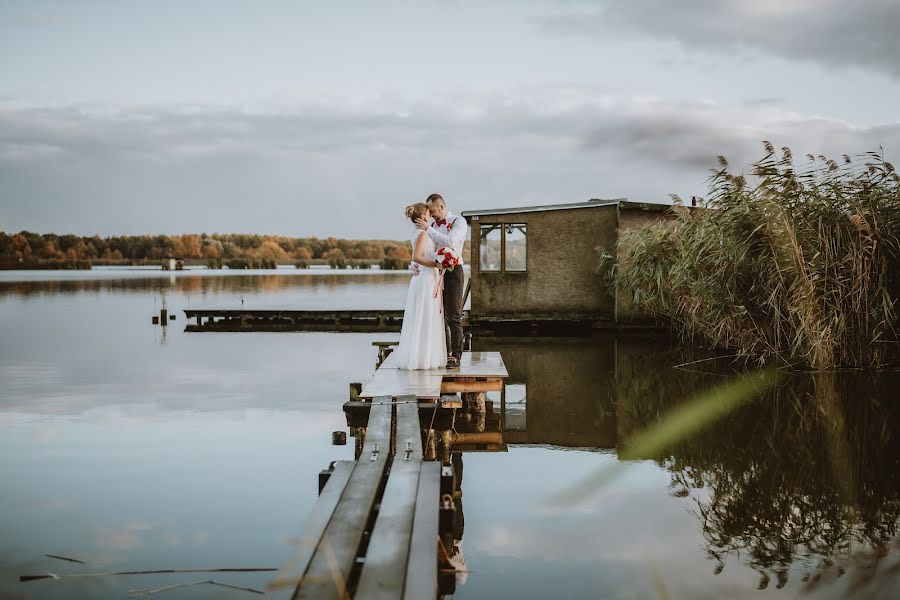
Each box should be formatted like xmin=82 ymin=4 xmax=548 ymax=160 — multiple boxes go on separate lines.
xmin=270 ymin=352 xmax=508 ymax=599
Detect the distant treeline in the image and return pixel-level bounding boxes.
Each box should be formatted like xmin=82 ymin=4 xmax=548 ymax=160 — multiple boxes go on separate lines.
xmin=0 ymin=231 xmax=422 ymax=269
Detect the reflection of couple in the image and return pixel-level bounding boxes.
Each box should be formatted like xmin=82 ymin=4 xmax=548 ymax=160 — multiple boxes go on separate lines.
xmin=395 ymin=194 xmax=467 ymax=370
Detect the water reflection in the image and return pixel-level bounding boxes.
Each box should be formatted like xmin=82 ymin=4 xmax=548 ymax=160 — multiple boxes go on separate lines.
xmin=3 ymin=268 xmax=898 ymax=599
xmin=655 ymin=374 xmax=900 ymax=592
xmin=0 ymin=270 xmax=408 ymax=304
xmin=471 ymin=335 xmax=900 ymax=596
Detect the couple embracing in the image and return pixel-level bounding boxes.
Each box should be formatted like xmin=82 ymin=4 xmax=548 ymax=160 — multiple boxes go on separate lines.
xmin=395 ymin=193 xmax=467 ymax=371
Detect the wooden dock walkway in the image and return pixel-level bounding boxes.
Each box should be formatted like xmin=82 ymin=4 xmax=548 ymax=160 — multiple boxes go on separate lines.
xmin=183 ymin=309 xmax=410 ymax=332
xmin=359 ymin=352 xmax=508 ymax=400
xmin=268 ymin=351 xmax=507 ymax=599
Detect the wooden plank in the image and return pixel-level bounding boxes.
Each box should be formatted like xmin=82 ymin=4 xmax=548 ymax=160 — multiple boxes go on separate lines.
xmin=441 ymin=379 xmax=503 ymax=393
xmin=359 ymin=369 xmax=443 ymax=400
xmin=376 ymin=352 xmax=400 ymax=370
xmin=295 ymin=400 xmax=392 ymax=600
xmin=440 ymin=396 xmax=463 ymax=409
xmin=453 ymin=431 xmax=506 ymax=445
xmin=355 ymin=399 xmax=424 ymax=599
xmin=267 ymin=461 xmax=355 ymax=599
xmin=378 ymin=351 xmax=509 ymax=378
xmin=404 ymin=461 xmax=440 ymax=600
xmin=183 ymin=309 xmax=405 ymax=319
xmin=343 ymin=401 xmax=456 ymax=431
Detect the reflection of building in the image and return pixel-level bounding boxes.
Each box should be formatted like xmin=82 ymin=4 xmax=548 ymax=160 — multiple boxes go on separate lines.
xmin=461 ymin=200 xmax=671 ymax=326
xmin=475 ymin=336 xmax=621 ymax=449
xmin=470 ymin=334 xmax=713 ymax=452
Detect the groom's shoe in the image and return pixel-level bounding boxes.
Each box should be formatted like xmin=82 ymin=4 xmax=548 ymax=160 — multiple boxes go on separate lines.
xmin=446 ymin=355 xmax=460 ymax=369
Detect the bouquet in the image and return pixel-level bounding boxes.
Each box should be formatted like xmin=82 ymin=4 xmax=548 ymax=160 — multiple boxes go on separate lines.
xmin=436 ymin=247 xmax=460 ymax=272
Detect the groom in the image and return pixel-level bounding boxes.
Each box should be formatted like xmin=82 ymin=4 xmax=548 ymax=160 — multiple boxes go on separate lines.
xmin=413 ymin=193 xmax=468 ymax=369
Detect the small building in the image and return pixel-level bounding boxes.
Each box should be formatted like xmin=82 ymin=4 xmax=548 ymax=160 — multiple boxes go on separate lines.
xmin=461 ymin=199 xmax=670 ymax=328
xmin=162 ymin=257 xmax=184 ymax=271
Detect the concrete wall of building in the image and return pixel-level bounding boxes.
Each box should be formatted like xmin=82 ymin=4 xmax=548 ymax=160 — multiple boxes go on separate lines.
xmin=469 ymin=204 xmax=618 ymax=319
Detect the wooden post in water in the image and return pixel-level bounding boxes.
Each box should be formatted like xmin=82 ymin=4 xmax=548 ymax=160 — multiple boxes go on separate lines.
xmin=424 ymin=429 xmax=437 ymax=461
xmin=462 ymin=392 xmax=487 ymax=433
xmin=351 ymin=426 xmax=366 ymax=460
xmin=439 ymin=429 xmax=453 ymax=465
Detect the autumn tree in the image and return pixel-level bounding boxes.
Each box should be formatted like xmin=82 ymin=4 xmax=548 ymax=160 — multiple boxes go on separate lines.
xmin=201 ymin=238 xmax=223 ymax=259
xmin=177 ymin=234 xmax=202 ymax=258
xmin=256 ymin=239 xmax=288 ymax=262
xmin=9 ymin=234 xmax=33 ymax=260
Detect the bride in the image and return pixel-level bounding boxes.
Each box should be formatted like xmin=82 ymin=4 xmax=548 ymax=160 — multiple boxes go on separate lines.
xmin=394 ymin=203 xmax=447 ymax=370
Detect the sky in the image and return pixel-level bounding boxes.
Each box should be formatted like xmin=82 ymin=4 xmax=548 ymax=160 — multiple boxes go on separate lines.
xmin=1 ymin=0 xmax=899 ymax=239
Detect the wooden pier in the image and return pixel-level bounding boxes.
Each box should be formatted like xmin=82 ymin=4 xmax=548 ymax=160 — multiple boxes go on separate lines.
xmin=268 ymin=351 xmax=508 ymax=599
xmin=180 ymin=307 xmax=661 ymax=335
xmin=359 ymin=352 xmax=507 ymax=399
xmin=183 ymin=309 xmax=409 ymax=332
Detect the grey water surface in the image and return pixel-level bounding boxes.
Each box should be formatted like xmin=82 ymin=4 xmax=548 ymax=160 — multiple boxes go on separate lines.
xmin=1 ymin=269 xmax=897 ymax=599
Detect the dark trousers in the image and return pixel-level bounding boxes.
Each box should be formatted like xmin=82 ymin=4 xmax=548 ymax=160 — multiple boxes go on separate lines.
xmin=443 ymin=267 xmax=464 ymax=358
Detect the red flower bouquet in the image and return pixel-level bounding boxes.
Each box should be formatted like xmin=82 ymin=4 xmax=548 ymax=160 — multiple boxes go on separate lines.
xmin=436 ymin=247 xmax=460 ymax=272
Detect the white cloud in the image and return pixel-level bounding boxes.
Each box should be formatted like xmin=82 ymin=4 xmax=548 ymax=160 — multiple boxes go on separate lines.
xmin=1 ymin=89 xmax=897 ymax=236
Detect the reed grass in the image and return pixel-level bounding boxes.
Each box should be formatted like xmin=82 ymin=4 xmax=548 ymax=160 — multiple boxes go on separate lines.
xmin=612 ymin=143 xmax=900 ymax=369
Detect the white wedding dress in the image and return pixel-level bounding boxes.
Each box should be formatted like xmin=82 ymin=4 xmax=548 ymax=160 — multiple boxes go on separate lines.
xmin=394 ymin=229 xmax=447 ymax=370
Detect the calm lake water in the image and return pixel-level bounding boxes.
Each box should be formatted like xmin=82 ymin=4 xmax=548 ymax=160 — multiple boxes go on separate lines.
xmin=1 ymin=269 xmax=898 ymax=599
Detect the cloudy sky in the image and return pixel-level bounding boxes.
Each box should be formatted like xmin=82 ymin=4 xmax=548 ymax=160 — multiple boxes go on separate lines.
xmin=1 ymin=0 xmax=898 ymax=238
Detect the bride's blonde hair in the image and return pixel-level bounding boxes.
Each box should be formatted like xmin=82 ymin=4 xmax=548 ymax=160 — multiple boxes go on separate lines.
xmin=405 ymin=202 xmax=429 ymax=223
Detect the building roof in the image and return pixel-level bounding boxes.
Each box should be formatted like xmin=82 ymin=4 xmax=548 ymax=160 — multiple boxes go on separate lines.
xmin=460 ymin=198 xmax=669 ymax=218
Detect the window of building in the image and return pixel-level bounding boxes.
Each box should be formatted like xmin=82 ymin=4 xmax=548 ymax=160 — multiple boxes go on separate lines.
xmin=479 ymin=223 xmax=527 ymax=272
xmin=479 ymin=224 xmax=502 ymax=271
xmin=504 ymin=224 xmax=527 ymax=271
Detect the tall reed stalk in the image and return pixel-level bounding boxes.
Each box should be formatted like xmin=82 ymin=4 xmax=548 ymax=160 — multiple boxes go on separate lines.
xmin=612 ymin=143 xmax=900 ymax=369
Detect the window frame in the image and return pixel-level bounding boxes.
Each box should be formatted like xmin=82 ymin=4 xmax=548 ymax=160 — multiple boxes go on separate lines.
xmin=479 ymin=223 xmax=503 ymax=272
xmin=478 ymin=221 xmax=527 ymax=273
xmin=502 ymin=223 xmax=527 ymax=272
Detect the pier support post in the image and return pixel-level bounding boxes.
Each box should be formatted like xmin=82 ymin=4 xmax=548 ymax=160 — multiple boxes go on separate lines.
xmin=351 ymin=426 xmax=366 ymax=460
xmin=461 ymin=392 xmax=486 ymax=432
xmin=317 ymin=461 xmax=341 ymax=495
xmin=439 ymin=429 xmax=453 ymax=465
xmin=424 ymin=429 xmax=437 ymax=461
